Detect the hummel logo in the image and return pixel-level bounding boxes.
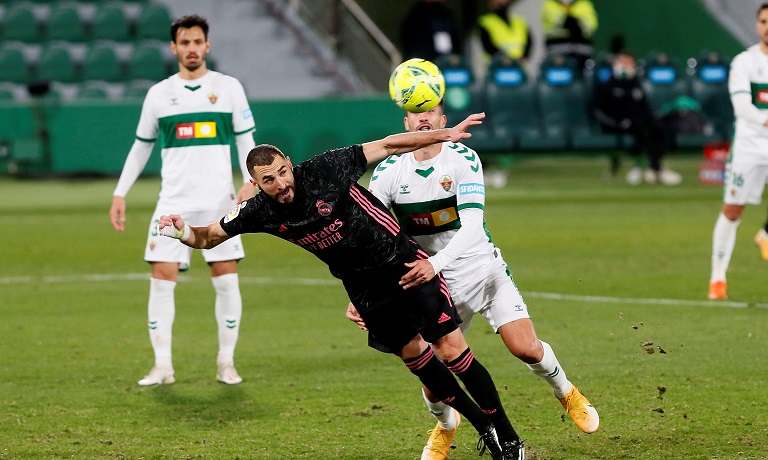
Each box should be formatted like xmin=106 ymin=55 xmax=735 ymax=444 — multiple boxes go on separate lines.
xmin=437 ymin=312 xmax=451 ymax=323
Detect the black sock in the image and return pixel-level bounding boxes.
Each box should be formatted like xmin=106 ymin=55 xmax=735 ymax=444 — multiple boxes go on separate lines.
xmin=404 ymin=347 xmax=493 ymax=434
xmin=446 ymin=348 xmax=520 ymax=443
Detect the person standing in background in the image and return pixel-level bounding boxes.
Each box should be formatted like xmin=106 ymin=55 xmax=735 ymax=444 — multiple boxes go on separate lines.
xmin=709 ymin=3 xmax=768 ymax=300
xmin=541 ymin=0 xmax=598 ymax=69
xmin=109 ymin=15 xmax=256 ymax=385
xmin=400 ymin=0 xmax=462 ymax=61
xmin=477 ymin=0 xmax=533 ymax=64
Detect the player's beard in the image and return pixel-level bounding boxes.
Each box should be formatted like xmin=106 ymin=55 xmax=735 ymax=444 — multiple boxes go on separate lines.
xmin=181 ymin=52 xmax=205 ymax=72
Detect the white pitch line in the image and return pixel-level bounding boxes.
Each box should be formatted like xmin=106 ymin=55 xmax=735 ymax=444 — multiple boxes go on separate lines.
xmin=0 ymin=273 xmax=765 ymax=309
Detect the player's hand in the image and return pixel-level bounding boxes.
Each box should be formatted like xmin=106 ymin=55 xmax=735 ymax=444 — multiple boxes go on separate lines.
xmin=157 ymin=214 xmax=190 ymax=240
xmin=346 ymin=302 xmax=367 ymax=331
xmin=399 ymin=259 xmax=436 ymax=290
xmin=236 ymin=182 xmax=257 ymax=204
xmin=110 ymin=196 xmax=126 ymax=232
xmin=449 ymin=112 xmax=485 ymax=142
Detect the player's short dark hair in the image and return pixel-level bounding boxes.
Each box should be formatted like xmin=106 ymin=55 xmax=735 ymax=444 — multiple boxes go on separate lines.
xmin=171 ymin=15 xmax=209 ymax=42
xmin=247 ymin=144 xmax=286 ymax=177
xmin=758 ymin=3 xmax=768 ymax=17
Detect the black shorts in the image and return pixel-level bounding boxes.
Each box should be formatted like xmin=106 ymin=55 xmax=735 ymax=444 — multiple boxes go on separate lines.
xmin=343 ymin=240 xmax=461 ymax=354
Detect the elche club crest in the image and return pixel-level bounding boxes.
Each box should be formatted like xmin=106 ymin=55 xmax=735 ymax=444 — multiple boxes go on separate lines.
xmin=316 ymin=200 xmax=332 ymax=216
xmin=440 ymin=175 xmax=453 ymax=191
xmin=208 ymin=92 xmax=218 ymax=104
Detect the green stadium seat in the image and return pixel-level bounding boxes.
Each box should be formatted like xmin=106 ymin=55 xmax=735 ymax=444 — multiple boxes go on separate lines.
xmin=77 ymin=82 xmax=110 ymax=100
xmin=532 ymin=54 xmax=579 ymax=150
xmin=83 ymin=44 xmax=123 ymax=81
xmin=135 ymin=3 xmax=172 ymax=41
xmin=483 ymin=55 xmax=537 ymax=151
xmin=0 ymin=46 xmax=31 ymax=83
xmin=127 ymin=43 xmax=169 ymax=81
xmin=35 ymin=45 xmax=78 ymax=82
xmin=44 ymin=5 xmax=87 ymax=42
xmin=431 ymin=54 xmax=500 ymax=151
xmin=640 ymin=52 xmax=690 ymax=114
xmin=91 ymin=4 xmax=131 ymax=41
xmin=123 ymin=79 xmax=154 ymax=99
xmin=1 ymin=4 xmax=41 ymax=42
xmin=689 ymin=51 xmax=733 ymax=140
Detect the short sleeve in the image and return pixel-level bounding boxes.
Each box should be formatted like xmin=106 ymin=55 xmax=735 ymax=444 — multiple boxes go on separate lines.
xmin=451 ymin=144 xmax=486 ymax=212
xmin=219 ymin=198 xmax=261 ymax=236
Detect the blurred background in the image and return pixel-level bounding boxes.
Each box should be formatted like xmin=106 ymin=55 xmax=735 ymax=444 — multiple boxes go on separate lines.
xmin=0 ymin=0 xmax=758 ymax=177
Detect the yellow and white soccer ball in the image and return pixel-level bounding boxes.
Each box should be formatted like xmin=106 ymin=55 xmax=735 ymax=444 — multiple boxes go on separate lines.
xmin=388 ymin=58 xmax=445 ymax=113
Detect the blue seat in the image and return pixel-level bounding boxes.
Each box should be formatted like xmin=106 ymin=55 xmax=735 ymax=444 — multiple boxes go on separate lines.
xmin=483 ymin=55 xmax=538 ymax=151
xmin=639 ymin=52 xmax=690 ymax=114
xmin=688 ymin=51 xmax=733 ymax=141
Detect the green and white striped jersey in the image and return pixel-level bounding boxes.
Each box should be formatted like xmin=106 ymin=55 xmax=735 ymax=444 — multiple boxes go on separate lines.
xmin=136 ymin=71 xmax=255 ymax=211
xmin=369 ymin=141 xmax=494 ymax=261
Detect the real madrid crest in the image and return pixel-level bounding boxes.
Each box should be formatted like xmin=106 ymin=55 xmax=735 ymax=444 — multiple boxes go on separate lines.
xmin=316 ymin=199 xmax=332 ymax=216
xmin=208 ymin=92 xmax=219 ymax=104
xmin=440 ymin=175 xmax=453 ymax=192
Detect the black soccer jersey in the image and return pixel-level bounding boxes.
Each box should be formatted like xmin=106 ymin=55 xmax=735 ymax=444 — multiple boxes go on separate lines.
xmin=220 ymin=145 xmax=411 ymax=279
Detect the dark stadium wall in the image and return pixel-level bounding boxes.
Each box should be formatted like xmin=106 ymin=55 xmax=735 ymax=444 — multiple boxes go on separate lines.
xmin=357 ymin=0 xmax=744 ymax=62
xmin=578 ymin=0 xmax=743 ymax=61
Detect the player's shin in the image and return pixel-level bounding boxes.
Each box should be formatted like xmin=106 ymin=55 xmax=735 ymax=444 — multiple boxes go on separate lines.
xmin=446 ymin=348 xmax=520 ymax=443
xmin=404 ymin=347 xmax=494 ymax=435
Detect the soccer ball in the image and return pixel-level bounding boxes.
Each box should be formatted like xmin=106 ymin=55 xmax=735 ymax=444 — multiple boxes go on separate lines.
xmin=388 ymin=58 xmax=445 ymax=113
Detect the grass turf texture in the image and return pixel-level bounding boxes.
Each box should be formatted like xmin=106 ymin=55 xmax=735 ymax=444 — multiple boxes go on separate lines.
xmin=0 ymin=155 xmax=765 ymax=459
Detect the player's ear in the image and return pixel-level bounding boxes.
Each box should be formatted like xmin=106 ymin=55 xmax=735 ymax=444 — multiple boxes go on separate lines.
xmin=249 ymin=178 xmax=260 ymax=190
xmin=286 ymin=157 xmax=293 ymax=169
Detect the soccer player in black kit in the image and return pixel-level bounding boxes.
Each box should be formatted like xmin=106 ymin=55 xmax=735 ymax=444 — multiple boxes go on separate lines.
xmin=157 ymin=112 xmax=525 ymax=460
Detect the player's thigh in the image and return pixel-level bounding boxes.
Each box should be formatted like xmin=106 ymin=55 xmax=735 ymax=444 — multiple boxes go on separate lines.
xmin=188 ymin=209 xmax=245 ymax=264
xmin=145 ymin=210 xmax=193 ymax=266
xmin=477 ymin=264 xmax=531 ymax=332
xmin=723 ymin=160 xmax=768 ymax=205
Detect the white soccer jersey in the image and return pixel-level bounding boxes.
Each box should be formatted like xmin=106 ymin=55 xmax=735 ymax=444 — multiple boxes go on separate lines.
xmin=136 ymin=71 xmax=256 ymax=211
xmin=729 ymin=44 xmax=768 ymax=159
xmin=369 ymin=141 xmax=494 ymax=266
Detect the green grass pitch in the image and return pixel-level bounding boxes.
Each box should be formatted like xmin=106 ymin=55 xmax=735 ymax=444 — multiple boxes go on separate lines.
xmin=0 ymin=154 xmax=765 ymax=459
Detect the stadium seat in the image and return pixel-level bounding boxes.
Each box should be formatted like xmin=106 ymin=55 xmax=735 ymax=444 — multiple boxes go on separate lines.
xmin=639 ymin=52 xmax=690 ymax=114
xmin=77 ymin=82 xmax=110 ymax=100
xmin=1 ymin=3 xmax=41 ymax=42
xmin=44 ymin=5 xmax=87 ymax=42
xmin=0 ymin=46 xmax=32 ymax=83
xmin=135 ymin=3 xmax=172 ymax=41
xmin=83 ymin=44 xmax=123 ymax=81
xmin=432 ymin=54 xmax=500 ymax=151
xmin=483 ymin=55 xmax=538 ymax=151
xmin=122 ymin=79 xmax=154 ymax=99
xmin=91 ymin=4 xmax=131 ymax=41
xmin=35 ymin=45 xmax=79 ymax=83
xmin=689 ymin=51 xmax=733 ymax=140
xmin=0 ymin=86 xmax=15 ymax=100
xmin=127 ymin=43 xmax=169 ymax=81
xmin=532 ymin=54 xmax=578 ymax=150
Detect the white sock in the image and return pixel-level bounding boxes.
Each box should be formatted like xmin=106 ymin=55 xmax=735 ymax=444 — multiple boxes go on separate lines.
xmin=526 ymin=341 xmax=572 ymax=399
xmin=148 ymin=278 xmax=176 ymax=369
xmin=212 ymin=273 xmax=242 ymax=364
xmin=711 ymin=212 xmax=739 ymax=282
xmin=422 ymin=388 xmax=457 ymax=430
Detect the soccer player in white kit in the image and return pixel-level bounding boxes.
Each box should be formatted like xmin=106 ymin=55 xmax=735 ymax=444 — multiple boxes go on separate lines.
xmin=709 ymin=3 xmax=768 ymax=300
xmin=347 ymin=101 xmax=598 ymax=459
xmin=109 ymin=15 xmax=256 ymax=385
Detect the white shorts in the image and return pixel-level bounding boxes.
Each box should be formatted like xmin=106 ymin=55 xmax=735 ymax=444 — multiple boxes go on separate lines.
xmin=144 ymin=208 xmax=245 ymax=269
xmin=446 ymin=248 xmax=530 ymax=334
xmin=723 ymin=155 xmax=768 ymax=206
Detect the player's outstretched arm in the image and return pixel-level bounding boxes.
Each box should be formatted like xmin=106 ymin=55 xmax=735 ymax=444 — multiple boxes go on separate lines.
xmin=157 ymin=214 xmax=232 ymax=249
xmin=361 ymin=112 xmax=485 ymax=164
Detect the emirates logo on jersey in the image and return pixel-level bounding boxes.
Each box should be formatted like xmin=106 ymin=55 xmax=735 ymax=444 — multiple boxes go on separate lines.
xmin=208 ymin=92 xmax=219 ymax=104
xmin=316 ymin=200 xmax=332 ymax=216
xmin=440 ymin=175 xmax=453 ymax=192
